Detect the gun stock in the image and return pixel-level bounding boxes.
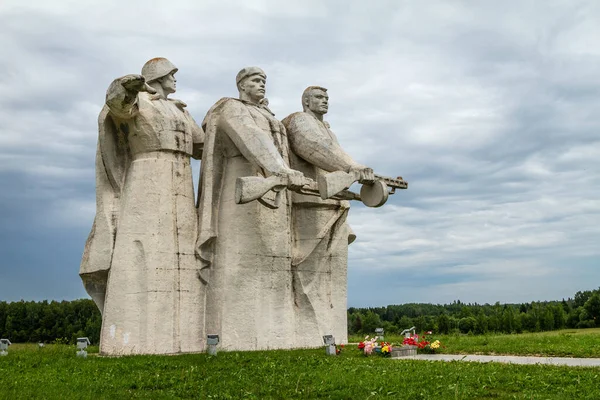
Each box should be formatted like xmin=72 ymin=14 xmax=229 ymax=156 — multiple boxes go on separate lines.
xmin=317 ymin=170 xmax=358 ymax=200
xmin=235 ymin=175 xmax=287 ymax=205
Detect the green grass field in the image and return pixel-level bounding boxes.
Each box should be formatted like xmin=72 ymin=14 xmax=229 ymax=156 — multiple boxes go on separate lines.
xmin=1 ymin=329 xmax=599 ymax=399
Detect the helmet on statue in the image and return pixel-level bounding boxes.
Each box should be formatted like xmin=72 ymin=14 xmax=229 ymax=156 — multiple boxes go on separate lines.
xmin=141 ymin=57 xmax=178 ymax=83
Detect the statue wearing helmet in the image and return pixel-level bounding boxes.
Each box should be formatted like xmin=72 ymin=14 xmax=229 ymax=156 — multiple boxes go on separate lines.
xmin=80 ymin=58 xmax=205 ymax=356
xmin=141 ymin=57 xmax=178 ymax=83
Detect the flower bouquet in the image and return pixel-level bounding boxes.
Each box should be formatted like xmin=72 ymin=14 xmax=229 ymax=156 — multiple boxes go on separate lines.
xmin=380 ymin=342 xmax=393 ymax=357
xmin=358 ymin=336 xmax=394 ymax=357
xmin=402 ymin=334 xmax=428 ymax=349
xmin=419 ymin=339 xmax=444 ymax=354
xmin=358 ymin=335 xmax=378 ymax=355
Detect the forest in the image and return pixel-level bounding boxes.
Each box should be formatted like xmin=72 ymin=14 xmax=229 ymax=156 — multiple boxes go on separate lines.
xmin=0 ymin=287 xmax=598 ymax=344
xmin=0 ymin=299 xmax=101 ymax=344
xmin=349 ymin=287 xmax=600 ymax=336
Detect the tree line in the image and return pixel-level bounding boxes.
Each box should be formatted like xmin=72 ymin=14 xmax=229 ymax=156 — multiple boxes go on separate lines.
xmin=1 ymin=287 xmax=599 ymax=343
xmin=348 ymin=287 xmax=600 ymax=336
xmin=0 ymin=299 xmax=101 ymax=344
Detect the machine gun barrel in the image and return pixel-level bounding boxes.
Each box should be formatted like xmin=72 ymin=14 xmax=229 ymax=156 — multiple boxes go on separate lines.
xmin=373 ymin=174 xmax=408 ymax=194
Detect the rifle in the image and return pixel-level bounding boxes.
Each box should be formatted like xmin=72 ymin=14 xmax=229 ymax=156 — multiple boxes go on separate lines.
xmin=235 ymin=175 xmax=361 ymax=208
xmin=317 ymin=170 xmax=408 ymax=207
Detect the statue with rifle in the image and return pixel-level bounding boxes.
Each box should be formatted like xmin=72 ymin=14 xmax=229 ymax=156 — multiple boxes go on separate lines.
xmin=279 ymin=85 xmax=407 ymax=347
xmin=196 ymin=67 xmax=311 ymax=351
xmin=235 ymin=152 xmax=407 ymax=207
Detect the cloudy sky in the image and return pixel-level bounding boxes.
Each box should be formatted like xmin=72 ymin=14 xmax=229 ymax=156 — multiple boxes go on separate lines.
xmin=1 ymin=0 xmax=598 ymax=307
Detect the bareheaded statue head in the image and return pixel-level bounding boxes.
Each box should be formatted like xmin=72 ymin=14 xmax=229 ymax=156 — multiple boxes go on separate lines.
xmin=142 ymin=57 xmax=178 ymax=95
xmin=236 ymin=67 xmax=267 ymax=104
xmin=302 ymin=86 xmax=329 ymax=115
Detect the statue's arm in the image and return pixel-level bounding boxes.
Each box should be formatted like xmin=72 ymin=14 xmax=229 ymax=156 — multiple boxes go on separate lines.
xmin=187 ymin=111 xmax=205 ymax=160
xmin=218 ymin=101 xmax=295 ymax=175
xmin=288 ymin=115 xmax=366 ymax=173
xmin=105 ymin=74 xmax=152 ymax=119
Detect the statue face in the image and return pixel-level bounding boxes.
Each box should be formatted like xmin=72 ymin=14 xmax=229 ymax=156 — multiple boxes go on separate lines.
xmin=306 ymin=89 xmax=328 ymax=115
xmin=161 ymin=73 xmax=177 ymax=95
xmin=240 ymin=75 xmax=266 ymax=102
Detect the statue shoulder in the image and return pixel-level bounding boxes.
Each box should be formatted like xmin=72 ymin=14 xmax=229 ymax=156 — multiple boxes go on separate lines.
xmin=168 ymin=98 xmax=188 ymax=110
xmin=209 ymin=97 xmax=244 ymax=114
xmin=282 ymin=112 xmax=318 ymax=132
xmin=137 ymin=91 xmax=153 ymax=102
xmin=134 ymin=92 xmax=157 ymax=110
xmin=283 ymin=111 xmax=310 ymax=124
xmin=202 ymin=97 xmax=241 ymax=130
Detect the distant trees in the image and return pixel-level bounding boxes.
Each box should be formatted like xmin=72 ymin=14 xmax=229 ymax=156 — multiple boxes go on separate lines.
xmin=361 ymin=311 xmax=382 ymax=334
xmin=458 ymin=317 xmax=477 ymax=334
xmin=583 ymin=293 xmax=600 ymax=326
xmin=437 ymin=314 xmax=450 ymax=334
xmin=2 ymin=287 xmax=599 ymax=344
xmin=348 ymin=287 xmax=600 ymax=336
xmin=0 ymin=299 xmax=101 ymax=344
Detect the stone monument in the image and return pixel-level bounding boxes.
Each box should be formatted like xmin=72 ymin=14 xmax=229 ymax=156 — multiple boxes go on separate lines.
xmin=196 ymin=67 xmax=309 ymax=351
xmin=81 ymin=62 xmax=407 ymax=355
xmin=282 ymin=86 xmax=375 ymax=347
xmin=80 ymin=58 xmax=205 ymax=355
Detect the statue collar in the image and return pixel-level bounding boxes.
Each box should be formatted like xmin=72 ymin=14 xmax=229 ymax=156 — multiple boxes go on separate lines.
xmin=238 ymin=98 xmax=275 ymax=116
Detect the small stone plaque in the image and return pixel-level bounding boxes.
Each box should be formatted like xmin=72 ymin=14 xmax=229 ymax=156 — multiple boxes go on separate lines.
xmin=391 ymin=345 xmax=417 ymax=358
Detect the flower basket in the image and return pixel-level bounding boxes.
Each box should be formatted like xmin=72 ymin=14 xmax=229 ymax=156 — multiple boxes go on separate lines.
xmin=399 ymin=332 xmax=444 ymax=355
xmin=358 ymin=336 xmax=393 ymax=357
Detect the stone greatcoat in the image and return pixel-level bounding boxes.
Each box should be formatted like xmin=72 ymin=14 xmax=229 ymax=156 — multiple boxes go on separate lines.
xmin=80 ymin=80 xmax=205 ymax=355
xmin=197 ymin=98 xmax=296 ymax=351
xmin=282 ymin=112 xmax=359 ymax=347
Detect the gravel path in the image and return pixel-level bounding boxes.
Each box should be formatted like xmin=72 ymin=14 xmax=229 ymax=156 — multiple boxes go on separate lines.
xmin=393 ymin=354 xmax=600 ymax=367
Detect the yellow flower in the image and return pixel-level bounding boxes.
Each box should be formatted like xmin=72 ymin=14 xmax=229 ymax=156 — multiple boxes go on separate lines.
xmin=430 ymin=340 xmax=440 ymax=349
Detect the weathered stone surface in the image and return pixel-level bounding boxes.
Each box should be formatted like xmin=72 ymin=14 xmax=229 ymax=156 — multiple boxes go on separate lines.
xmin=82 ymin=64 xmax=404 ymax=355
xmin=80 ymin=58 xmax=205 ymax=355
xmin=282 ymin=86 xmax=374 ymax=347
xmin=196 ymin=67 xmax=308 ymax=351
xmin=391 ymin=345 xmax=418 ymax=358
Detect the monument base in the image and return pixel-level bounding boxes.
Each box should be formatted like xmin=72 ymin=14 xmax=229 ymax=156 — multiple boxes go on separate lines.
xmin=391 ymin=345 xmax=417 ymax=358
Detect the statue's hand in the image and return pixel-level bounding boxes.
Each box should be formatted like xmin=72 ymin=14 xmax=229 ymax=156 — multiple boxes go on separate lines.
xmin=120 ymin=74 xmax=157 ymax=94
xmin=350 ymin=165 xmax=375 ymax=184
xmin=121 ymin=74 xmax=146 ymax=92
xmin=281 ymin=169 xmax=307 ymax=191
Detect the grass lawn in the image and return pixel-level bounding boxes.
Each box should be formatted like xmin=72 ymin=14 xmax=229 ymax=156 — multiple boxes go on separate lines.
xmin=350 ymin=328 xmax=600 ymax=358
xmin=0 ymin=329 xmax=599 ymax=399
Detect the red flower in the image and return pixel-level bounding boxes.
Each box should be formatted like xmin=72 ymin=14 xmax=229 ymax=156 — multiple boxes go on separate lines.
xmin=358 ymin=342 xmax=365 ymax=349
xmin=417 ymin=341 xmax=430 ymax=349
